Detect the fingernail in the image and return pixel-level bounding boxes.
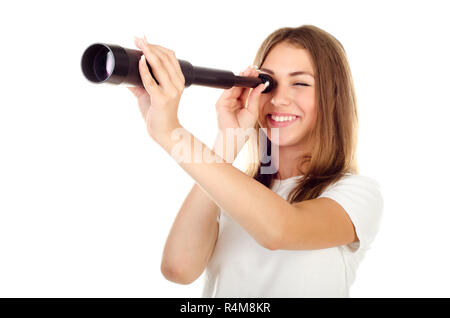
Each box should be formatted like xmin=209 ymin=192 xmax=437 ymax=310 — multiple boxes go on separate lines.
xmin=263 ymin=81 xmax=270 ymax=89
xmin=251 ymin=65 xmax=258 ymax=69
xmin=140 ymin=54 xmax=146 ymax=62
xmin=143 ymin=35 xmax=148 ymax=44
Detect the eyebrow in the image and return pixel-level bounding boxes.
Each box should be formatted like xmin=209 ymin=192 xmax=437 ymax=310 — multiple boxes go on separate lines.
xmin=258 ymin=68 xmax=315 ymax=78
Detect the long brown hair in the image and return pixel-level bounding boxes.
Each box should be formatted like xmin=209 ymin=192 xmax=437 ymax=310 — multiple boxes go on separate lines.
xmin=245 ymin=25 xmax=359 ymax=203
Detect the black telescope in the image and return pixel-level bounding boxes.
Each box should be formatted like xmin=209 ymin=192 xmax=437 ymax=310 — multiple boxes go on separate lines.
xmin=81 ymin=43 xmax=277 ymax=94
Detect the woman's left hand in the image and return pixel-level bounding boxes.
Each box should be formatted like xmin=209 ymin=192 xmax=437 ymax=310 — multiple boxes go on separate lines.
xmin=131 ymin=35 xmax=185 ymax=146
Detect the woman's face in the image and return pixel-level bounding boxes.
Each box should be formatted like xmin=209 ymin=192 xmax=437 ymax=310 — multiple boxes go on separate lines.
xmin=257 ymin=42 xmax=317 ymax=148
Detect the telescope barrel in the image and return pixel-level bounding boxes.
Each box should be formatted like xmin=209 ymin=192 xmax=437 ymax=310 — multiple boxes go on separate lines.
xmin=81 ymin=43 xmax=276 ymax=93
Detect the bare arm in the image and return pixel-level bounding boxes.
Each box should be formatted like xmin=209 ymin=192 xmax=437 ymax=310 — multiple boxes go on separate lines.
xmin=160 ymin=182 xmax=220 ymax=285
xmin=160 ymin=131 xmax=246 ymax=284
xmin=158 ymin=126 xmax=358 ymax=253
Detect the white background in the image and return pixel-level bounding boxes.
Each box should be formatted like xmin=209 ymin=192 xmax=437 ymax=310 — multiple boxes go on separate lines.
xmin=0 ymin=0 xmax=449 ymax=297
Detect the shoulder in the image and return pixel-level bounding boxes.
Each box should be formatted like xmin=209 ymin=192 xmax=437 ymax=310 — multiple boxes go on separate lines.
xmin=321 ymin=172 xmax=383 ymax=208
xmin=324 ymin=173 xmax=383 ymax=202
xmin=329 ymin=172 xmax=381 ymax=189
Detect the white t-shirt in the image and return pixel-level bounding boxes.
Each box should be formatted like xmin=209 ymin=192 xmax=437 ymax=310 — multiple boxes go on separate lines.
xmin=201 ymin=173 xmax=384 ymax=298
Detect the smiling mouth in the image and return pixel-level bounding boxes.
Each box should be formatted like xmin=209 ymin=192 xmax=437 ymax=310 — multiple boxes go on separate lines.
xmin=267 ymin=114 xmax=299 ymax=122
xmin=266 ymin=114 xmax=300 ymax=128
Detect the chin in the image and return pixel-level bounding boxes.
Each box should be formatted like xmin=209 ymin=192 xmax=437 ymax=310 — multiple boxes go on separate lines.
xmin=257 ymin=120 xmax=309 ymax=147
xmin=264 ymin=131 xmax=301 ymax=147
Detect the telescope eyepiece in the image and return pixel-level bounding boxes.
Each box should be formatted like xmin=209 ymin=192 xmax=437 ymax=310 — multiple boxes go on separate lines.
xmin=258 ymin=73 xmax=277 ymax=94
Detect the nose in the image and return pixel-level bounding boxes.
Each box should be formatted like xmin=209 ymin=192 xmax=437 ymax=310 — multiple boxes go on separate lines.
xmin=270 ymin=83 xmax=291 ymax=107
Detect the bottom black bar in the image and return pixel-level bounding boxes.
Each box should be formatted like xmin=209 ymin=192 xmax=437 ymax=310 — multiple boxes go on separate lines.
xmin=0 ymin=298 xmax=449 ymax=316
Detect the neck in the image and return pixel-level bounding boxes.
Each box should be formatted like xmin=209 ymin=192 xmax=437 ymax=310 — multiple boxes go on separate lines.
xmin=271 ymin=141 xmax=311 ymax=180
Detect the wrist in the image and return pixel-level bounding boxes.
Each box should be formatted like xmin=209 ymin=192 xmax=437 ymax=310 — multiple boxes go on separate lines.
xmin=155 ymin=122 xmax=183 ymax=152
xmin=160 ymin=126 xmax=230 ymax=166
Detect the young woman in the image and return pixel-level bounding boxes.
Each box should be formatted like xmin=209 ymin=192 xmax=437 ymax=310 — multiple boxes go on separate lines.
xmin=128 ymin=25 xmax=383 ymax=298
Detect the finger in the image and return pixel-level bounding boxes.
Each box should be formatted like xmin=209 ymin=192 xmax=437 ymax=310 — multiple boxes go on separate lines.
xmin=140 ymin=38 xmax=181 ymax=92
xmin=243 ymin=66 xmax=261 ymax=97
xmin=218 ymin=66 xmax=256 ymax=102
xmin=151 ymin=44 xmax=185 ymax=90
xmin=220 ymin=68 xmax=250 ymax=99
xmin=138 ymin=54 xmax=160 ymax=96
xmin=247 ymin=81 xmax=268 ymax=116
xmin=136 ymin=39 xmax=173 ymax=91
xmin=220 ymin=85 xmax=245 ymax=101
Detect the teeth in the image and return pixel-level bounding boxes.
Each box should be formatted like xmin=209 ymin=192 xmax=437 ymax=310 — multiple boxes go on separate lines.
xmin=270 ymin=114 xmax=297 ymax=122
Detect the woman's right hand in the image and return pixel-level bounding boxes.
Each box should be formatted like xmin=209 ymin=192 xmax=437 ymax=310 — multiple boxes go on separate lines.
xmin=215 ymin=66 xmax=268 ymax=132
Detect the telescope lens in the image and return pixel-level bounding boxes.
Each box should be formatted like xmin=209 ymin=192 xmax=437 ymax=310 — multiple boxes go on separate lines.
xmin=93 ymin=49 xmax=114 ymax=82
xmin=81 ymin=44 xmax=117 ymax=83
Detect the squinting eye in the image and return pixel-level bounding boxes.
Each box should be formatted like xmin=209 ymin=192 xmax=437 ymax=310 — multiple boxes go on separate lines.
xmin=294 ymin=83 xmax=310 ymax=86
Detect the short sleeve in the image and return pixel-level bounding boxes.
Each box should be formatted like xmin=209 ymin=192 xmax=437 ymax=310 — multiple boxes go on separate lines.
xmin=318 ymin=174 xmax=384 ymax=253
